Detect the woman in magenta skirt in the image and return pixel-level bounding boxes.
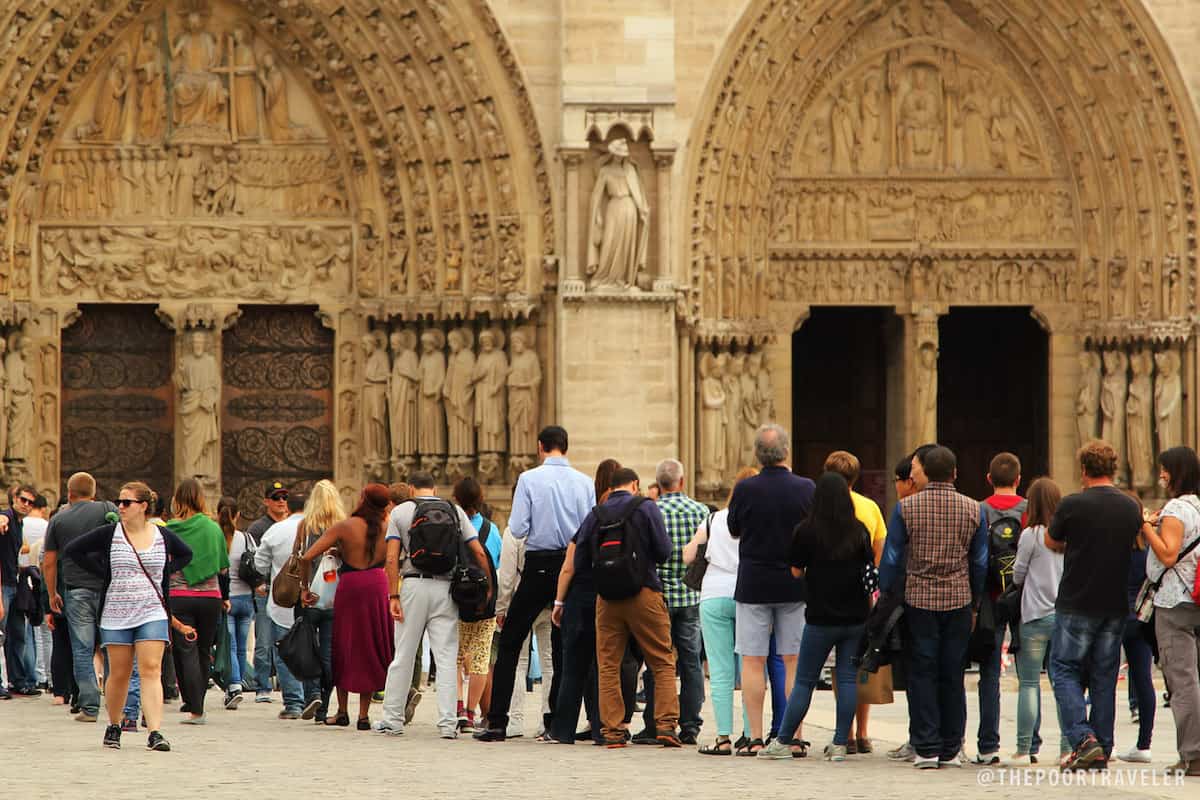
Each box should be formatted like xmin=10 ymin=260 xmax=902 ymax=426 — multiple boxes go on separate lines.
xmin=301 ymin=484 xmax=394 ymax=729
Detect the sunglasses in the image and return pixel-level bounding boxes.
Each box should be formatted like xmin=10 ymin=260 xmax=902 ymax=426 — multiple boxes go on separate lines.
xmin=15 ymin=496 xmax=35 ymax=505
xmin=268 ymin=494 xmax=288 ymax=501
xmin=116 ymin=498 xmax=146 ymax=508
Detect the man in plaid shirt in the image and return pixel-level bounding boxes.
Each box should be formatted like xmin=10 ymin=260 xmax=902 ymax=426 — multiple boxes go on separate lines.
xmin=879 ymin=445 xmax=988 ymax=769
xmin=632 ymin=458 xmax=710 ymax=745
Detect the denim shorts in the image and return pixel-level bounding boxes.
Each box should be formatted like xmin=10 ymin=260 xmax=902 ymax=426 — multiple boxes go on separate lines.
xmin=100 ymin=619 xmax=170 ymax=648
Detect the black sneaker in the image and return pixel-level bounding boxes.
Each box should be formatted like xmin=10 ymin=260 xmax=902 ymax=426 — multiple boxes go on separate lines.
xmin=680 ymin=731 xmax=699 ymax=746
xmin=147 ymin=731 xmax=171 ymax=751
xmin=1060 ymin=734 xmax=1104 ymax=770
xmin=102 ymin=724 xmax=122 ymax=749
xmin=631 ymin=729 xmax=659 ymax=745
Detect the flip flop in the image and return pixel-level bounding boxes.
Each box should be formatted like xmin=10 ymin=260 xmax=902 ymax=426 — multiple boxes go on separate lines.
xmin=699 ymin=738 xmax=733 ymax=756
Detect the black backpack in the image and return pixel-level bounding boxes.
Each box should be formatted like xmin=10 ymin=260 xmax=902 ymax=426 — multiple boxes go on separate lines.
xmin=455 ymin=519 xmax=497 ymax=622
xmin=407 ymin=498 xmax=462 ymax=575
xmin=237 ymin=531 xmax=265 ymax=591
xmin=591 ymin=496 xmax=650 ymax=601
xmin=984 ymin=499 xmax=1027 ymax=593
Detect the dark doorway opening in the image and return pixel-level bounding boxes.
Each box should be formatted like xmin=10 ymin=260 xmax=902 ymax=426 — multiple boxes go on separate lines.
xmin=937 ymin=307 xmax=1049 ymax=500
xmin=792 ymin=307 xmax=894 ymax=506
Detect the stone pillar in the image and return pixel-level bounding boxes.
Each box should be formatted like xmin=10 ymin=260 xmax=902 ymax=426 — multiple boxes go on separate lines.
xmin=558 ymin=294 xmax=677 ymax=482
xmin=902 ymin=304 xmax=944 ymax=448
xmin=329 ymin=306 xmax=367 ymax=507
xmin=158 ymin=302 xmax=239 ymax=504
xmin=559 ymin=149 xmax=586 ymax=296
xmin=19 ymin=302 xmax=64 ymax=501
xmin=1032 ymin=305 xmax=1083 ymax=490
xmin=652 ymin=149 xmax=675 ymax=292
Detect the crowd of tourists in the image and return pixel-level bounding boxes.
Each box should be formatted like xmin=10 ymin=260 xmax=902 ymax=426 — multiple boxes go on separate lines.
xmin=1 ymin=424 xmax=1198 ymax=777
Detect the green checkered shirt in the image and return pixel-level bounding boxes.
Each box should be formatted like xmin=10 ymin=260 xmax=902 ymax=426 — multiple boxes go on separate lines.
xmin=657 ymin=492 xmax=710 ymax=608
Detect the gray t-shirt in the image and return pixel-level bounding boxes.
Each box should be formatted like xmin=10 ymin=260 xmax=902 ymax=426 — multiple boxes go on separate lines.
xmin=386 ymin=497 xmax=477 ymax=579
xmin=44 ymin=500 xmax=118 ymax=592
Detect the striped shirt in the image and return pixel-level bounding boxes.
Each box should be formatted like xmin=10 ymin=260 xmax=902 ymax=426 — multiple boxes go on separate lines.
xmin=101 ymin=527 xmax=168 ymax=630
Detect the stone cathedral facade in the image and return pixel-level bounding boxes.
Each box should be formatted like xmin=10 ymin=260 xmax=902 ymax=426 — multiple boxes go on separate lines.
xmin=1 ymin=0 xmax=1199 ymax=513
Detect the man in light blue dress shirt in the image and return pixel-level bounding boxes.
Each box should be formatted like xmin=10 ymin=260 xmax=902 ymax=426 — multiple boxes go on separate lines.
xmin=476 ymin=425 xmax=594 ymax=741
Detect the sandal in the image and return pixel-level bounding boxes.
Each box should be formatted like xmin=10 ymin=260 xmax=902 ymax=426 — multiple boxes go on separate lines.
xmin=735 ymin=737 xmax=765 ymax=756
xmin=791 ymin=739 xmax=810 ymax=758
xmin=325 ymin=712 xmax=350 ymax=727
xmin=733 ymin=735 xmax=749 ymax=750
xmin=356 ymin=717 xmax=371 ymax=731
xmin=699 ymin=737 xmax=733 ymax=756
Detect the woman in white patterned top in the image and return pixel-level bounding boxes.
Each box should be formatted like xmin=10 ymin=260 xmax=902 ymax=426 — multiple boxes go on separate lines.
xmin=1142 ymin=446 xmax=1200 ymax=777
xmin=63 ymin=481 xmax=192 ymax=753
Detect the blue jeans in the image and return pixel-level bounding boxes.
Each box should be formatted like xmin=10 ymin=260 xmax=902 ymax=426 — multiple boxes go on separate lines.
xmin=302 ymin=607 xmax=334 ymax=715
xmin=1121 ymin=618 xmax=1155 ymax=751
xmin=1015 ymin=614 xmax=1057 ymax=755
xmin=977 ymin=623 xmax=1005 ymax=753
xmin=64 ymin=588 xmax=102 ymax=714
xmin=642 ymin=604 xmax=704 ymax=736
xmin=2 ymin=583 xmax=35 ymax=691
xmin=227 ymin=595 xmax=254 ymax=689
xmin=270 ymin=619 xmax=305 ymax=712
xmin=777 ymin=623 xmax=863 ymax=746
xmin=252 ymin=594 xmax=273 ymax=693
xmin=1049 ymin=612 xmax=1123 ymax=755
xmin=903 ymin=604 xmax=972 ymax=760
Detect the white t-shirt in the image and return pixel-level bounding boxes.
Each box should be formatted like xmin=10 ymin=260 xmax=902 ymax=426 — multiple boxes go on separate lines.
xmin=1148 ymin=495 xmax=1200 ymax=608
xmin=18 ymin=516 xmax=48 ymax=568
xmin=228 ymin=530 xmax=253 ymax=597
xmin=386 ymin=497 xmax=477 ymax=580
xmin=254 ymin=514 xmax=304 ymax=628
xmin=698 ymin=509 xmax=739 ymax=603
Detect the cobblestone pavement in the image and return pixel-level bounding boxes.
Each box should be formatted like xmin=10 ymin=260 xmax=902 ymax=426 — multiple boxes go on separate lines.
xmin=5 ymin=675 xmax=1195 ymax=799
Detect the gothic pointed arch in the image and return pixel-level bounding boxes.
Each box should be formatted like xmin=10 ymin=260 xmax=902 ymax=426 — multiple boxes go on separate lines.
xmin=0 ymin=0 xmax=555 ymax=313
xmin=682 ymin=0 xmax=1200 ymax=342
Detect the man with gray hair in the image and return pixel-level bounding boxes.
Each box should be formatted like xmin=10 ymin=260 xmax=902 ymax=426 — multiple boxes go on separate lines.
xmin=727 ymin=424 xmax=815 ymax=754
xmin=631 ymin=458 xmax=710 ymax=745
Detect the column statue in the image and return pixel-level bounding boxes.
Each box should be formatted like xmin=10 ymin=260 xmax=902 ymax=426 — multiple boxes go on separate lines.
xmin=698 ymin=353 xmax=726 ymax=490
xmin=1075 ymin=351 xmax=1102 ymax=448
xmin=361 ymin=331 xmax=391 ymax=475
xmin=1154 ymin=350 xmax=1183 ymax=452
xmin=507 ymin=327 xmax=542 ymax=473
xmin=1100 ymin=350 xmax=1129 ymax=484
xmin=471 ymin=329 xmax=508 ymax=454
xmin=175 ymin=329 xmax=221 ymax=479
xmin=418 ymin=330 xmax=447 ymax=475
xmin=1126 ymin=350 xmax=1154 ymax=490
xmin=443 ymin=328 xmax=476 ymax=473
xmin=914 ymin=341 xmax=938 ymax=445
xmin=388 ymin=330 xmax=420 ymax=475
xmin=723 ymin=354 xmax=745 ymax=476
xmin=586 ymin=138 xmax=649 ymax=289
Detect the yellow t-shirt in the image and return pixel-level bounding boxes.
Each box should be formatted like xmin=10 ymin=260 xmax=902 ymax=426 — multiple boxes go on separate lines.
xmin=851 ymin=490 xmax=887 ymax=548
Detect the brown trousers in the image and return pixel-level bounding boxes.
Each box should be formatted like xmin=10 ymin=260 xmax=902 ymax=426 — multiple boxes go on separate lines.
xmin=595 ymin=588 xmax=678 ymax=741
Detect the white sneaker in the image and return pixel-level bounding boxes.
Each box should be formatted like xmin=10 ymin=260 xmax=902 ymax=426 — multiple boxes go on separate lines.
xmin=372 ymin=720 xmax=404 ymax=736
xmin=824 ymin=743 xmax=847 ymax=762
xmin=756 ymin=739 xmax=795 ymax=760
xmin=1117 ymin=747 xmax=1152 ymax=763
xmin=506 ymin=725 xmax=524 ymax=739
xmin=939 ymin=750 xmax=966 ymax=767
xmin=1008 ymin=752 xmax=1033 ymax=766
xmin=914 ymin=755 xmax=940 ymax=769
xmin=888 ymin=741 xmax=916 ymax=762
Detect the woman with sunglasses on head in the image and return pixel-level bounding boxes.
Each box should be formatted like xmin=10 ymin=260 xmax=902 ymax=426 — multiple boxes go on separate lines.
xmin=62 ymin=481 xmax=193 ymax=751
xmin=166 ymin=478 xmax=231 ymax=724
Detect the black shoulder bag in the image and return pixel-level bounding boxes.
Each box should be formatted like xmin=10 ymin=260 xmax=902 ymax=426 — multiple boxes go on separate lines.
xmin=683 ymin=514 xmax=712 ymax=591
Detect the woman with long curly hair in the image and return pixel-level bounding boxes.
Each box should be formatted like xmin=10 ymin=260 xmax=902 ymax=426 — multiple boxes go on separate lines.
xmin=301 ymin=483 xmax=393 ymax=729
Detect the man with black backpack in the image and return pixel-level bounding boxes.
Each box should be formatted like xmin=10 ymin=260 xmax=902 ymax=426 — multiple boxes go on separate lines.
xmin=574 ymin=467 xmax=679 ymax=748
xmin=973 ymin=452 xmax=1027 ymax=765
xmin=377 ymin=471 xmax=492 ymax=738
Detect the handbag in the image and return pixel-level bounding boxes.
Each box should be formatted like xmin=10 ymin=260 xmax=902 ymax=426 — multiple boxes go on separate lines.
xmin=683 ymin=514 xmax=712 ymax=592
xmin=860 ymin=528 xmax=878 ymax=596
xmin=271 ymin=521 xmax=306 ymax=609
xmin=1134 ymin=522 xmax=1200 ymax=622
xmin=275 ymin=612 xmax=323 ymax=681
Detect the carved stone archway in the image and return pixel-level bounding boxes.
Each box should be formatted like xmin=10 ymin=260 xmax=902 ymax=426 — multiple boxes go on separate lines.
xmin=683 ymin=0 xmax=1200 ymax=496
xmin=0 ymin=0 xmax=555 ymax=504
